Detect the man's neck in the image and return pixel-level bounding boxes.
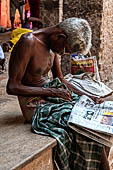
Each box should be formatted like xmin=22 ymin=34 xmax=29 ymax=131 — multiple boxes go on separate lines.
xmin=36 ymin=37 xmax=46 ymax=46
xmin=33 ymin=26 xmax=64 ymax=49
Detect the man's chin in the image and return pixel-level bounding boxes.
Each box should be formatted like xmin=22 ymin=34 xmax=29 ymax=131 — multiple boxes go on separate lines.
xmin=57 ymin=51 xmax=64 ymax=55
xmin=52 ymin=49 xmax=64 ymax=55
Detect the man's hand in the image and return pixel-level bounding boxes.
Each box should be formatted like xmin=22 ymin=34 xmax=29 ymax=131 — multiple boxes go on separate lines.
xmin=53 ymin=88 xmax=72 ymax=102
xmin=60 ymin=78 xmax=104 ymax=104
xmin=90 ymin=96 xmax=104 ymax=104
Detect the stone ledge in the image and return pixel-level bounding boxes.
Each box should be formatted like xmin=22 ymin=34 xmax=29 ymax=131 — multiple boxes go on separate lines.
xmin=0 ymin=98 xmax=57 ymax=170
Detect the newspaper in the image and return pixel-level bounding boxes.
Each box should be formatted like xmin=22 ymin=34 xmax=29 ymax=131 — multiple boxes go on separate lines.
xmin=68 ymin=95 xmax=113 ymax=147
xmin=65 ymin=73 xmax=113 ymax=98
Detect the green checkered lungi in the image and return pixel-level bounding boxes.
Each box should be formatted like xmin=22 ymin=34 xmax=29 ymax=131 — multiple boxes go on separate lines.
xmin=32 ymin=78 xmax=103 ymax=170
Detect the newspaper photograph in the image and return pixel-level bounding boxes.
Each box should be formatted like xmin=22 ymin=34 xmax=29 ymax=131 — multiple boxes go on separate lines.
xmin=68 ymin=95 xmax=113 ymax=136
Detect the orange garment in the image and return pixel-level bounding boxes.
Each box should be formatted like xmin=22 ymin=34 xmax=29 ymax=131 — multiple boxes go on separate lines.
xmin=25 ymin=0 xmax=30 ymax=11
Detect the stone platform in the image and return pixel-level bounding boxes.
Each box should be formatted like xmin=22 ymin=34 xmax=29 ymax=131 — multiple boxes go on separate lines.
xmin=0 ymin=98 xmax=57 ymax=170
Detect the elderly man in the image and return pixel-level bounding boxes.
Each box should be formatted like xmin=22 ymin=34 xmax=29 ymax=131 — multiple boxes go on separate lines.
xmin=7 ymin=18 xmax=110 ymax=170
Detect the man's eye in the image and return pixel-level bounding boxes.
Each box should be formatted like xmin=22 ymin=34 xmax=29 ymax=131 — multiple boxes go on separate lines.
xmin=73 ymin=44 xmax=80 ymax=51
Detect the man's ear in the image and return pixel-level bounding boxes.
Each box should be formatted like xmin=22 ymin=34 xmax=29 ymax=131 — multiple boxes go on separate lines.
xmin=48 ymin=33 xmax=68 ymax=53
xmin=57 ymin=33 xmax=67 ymax=40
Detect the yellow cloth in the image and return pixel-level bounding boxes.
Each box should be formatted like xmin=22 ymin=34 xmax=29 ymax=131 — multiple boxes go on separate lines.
xmin=9 ymin=28 xmax=32 ymax=52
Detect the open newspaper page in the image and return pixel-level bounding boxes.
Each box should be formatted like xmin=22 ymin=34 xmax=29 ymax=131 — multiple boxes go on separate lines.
xmin=68 ymin=95 xmax=113 ymax=146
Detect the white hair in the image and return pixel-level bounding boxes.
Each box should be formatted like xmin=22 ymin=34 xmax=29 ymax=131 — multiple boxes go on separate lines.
xmin=58 ymin=17 xmax=92 ymax=55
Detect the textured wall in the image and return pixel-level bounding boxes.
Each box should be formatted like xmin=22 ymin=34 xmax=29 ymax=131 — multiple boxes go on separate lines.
xmin=99 ymin=0 xmax=113 ymax=82
xmin=40 ymin=0 xmax=59 ymax=27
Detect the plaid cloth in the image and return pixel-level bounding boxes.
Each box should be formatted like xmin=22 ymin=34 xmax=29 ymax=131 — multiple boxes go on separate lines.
xmin=32 ymin=78 xmax=103 ymax=170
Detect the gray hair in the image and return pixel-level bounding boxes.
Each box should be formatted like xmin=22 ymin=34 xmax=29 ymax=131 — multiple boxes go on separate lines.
xmin=58 ymin=17 xmax=92 ymax=55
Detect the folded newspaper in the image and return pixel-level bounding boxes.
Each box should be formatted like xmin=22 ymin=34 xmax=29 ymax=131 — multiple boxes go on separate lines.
xmin=68 ymin=95 xmax=113 ymax=147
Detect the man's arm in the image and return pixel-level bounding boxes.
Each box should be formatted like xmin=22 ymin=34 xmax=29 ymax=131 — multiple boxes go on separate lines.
xmin=51 ymin=53 xmax=64 ymax=80
xmin=51 ymin=53 xmax=84 ymax=96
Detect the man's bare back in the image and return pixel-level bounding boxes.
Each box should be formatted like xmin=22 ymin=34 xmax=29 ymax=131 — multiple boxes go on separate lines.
xmin=8 ymin=32 xmax=54 ymax=86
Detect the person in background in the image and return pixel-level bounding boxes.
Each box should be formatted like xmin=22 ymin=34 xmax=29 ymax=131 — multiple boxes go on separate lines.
xmin=10 ymin=0 xmax=25 ymax=29
xmin=1 ymin=27 xmax=32 ymax=53
xmin=2 ymin=17 xmax=43 ymax=53
xmin=0 ymin=45 xmax=6 ymax=72
xmin=24 ymin=0 xmax=30 ymax=21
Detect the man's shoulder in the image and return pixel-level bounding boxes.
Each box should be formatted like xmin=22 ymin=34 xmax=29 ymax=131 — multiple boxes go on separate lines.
xmin=18 ymin=32 xmax=35 ymax=45
xmin=11 ymin=32 xmax=35 ymax=52
xmin=21 ymin=32 xmax=34 ymax=40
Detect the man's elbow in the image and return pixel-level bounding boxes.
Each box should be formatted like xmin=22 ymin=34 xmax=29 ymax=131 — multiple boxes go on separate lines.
xmin=6 ymin=83 xmax=18 ymax=95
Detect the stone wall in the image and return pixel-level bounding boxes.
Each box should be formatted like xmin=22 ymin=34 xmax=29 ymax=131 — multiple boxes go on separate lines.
xmin=40 ymin=0 xmax=59 ymax=27
xmin=99 ymin=0 xmax=113 ymax=82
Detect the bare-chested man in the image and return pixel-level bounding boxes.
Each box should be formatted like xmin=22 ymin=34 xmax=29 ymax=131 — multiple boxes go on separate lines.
xmin=6 ymin=18 xmax=110 ymax=170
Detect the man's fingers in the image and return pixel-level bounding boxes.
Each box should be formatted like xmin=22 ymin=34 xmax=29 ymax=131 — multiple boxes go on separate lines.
xmin=56 ymin=88 xmax=72 ymax=101
xmin=95 ymin=97 xmax=104 ymax=104
xmin=65 ymin=90 xmax=72 ymax=101
xmin=97 ymin=98 xmax=104 ymax=104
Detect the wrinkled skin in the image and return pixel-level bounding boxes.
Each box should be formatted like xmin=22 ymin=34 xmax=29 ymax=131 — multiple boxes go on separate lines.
xmin=6 ymin=26 xmax=110 ymax=170
xmin=7 ymin=27 xmax=72 ymax=101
